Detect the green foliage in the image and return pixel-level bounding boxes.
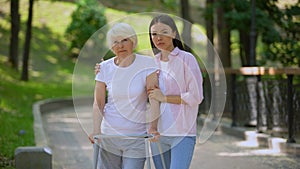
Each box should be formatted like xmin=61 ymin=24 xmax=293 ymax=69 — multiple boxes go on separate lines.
xmin=218 ymin=0 xmax=300 ymax=67
xmin=259 ymin=0 xmax=300 ymax=66
xmin=161 ymin=0 xmax=179 ymax=11
xmin=224 ymin=0 xmax=251 ymax=31
xmin=65 ymin=0 xmax=107 ymax=57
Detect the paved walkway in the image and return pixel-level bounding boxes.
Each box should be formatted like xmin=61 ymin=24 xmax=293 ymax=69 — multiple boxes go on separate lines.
xmin=42 ymin=105 xmax=300 ymax=169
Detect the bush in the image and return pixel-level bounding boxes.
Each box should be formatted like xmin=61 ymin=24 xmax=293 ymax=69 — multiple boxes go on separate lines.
xmin=65 ymin=0 xmax=107 ymax=57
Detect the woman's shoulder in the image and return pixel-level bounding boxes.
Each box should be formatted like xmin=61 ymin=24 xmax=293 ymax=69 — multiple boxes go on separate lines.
xmin=171 ymin=47 xmax=192 ymax=58
xmin=177 ymin=48 xmax=193 ymax=56
xmin=176 ymin=49 xmax=196 ymax=62
xmin=101 ymin=57 xmax=115 ymax=66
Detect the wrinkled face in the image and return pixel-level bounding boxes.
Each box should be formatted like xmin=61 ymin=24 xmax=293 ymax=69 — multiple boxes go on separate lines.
xmin=111 ymin=36 xmax=134 ymax=57
xmin=150 ymin=22 xmax=176 ymax=52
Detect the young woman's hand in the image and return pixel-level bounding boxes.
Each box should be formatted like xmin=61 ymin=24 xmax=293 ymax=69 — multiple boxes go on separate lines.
xmin=148 ymin=88 xmax=166 ymax=102
xmin=94 ymin=63 xmax=101 ymax=75
xmin=94 ymin=58 xmax=104 ymax=75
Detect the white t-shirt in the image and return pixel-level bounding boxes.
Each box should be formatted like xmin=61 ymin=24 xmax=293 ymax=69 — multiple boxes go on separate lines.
xmin=158 ymin=61 xmax=173 ymax=134
xmin=95 ymin=54 xmax=157 ymax=135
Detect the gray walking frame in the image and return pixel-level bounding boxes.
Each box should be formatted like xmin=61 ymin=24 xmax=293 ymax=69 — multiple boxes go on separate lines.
xmin=93 ymin=134 xmax=166 ymax=169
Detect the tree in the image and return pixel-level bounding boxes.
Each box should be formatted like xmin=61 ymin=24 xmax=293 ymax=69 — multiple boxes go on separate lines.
xmin=21 ymin=0 xmax=34 ymax=81
xmin=224 ymin=0 xmax=254 ymax=66
xmin=214 ymin=0 xmax=232 ymax=115
xmin=216 ymin=0 xmax=231 ymax=68
xmin=65 ymin=0 xmax=107 ymax=57
xmin=202 ymin=0 xmax=215 ymax=114
xmin=9 ymin=0 xmax=20 ymax=70
xmin=205 ymin=0 xmax=215 ymax=60
xmin=180 ymin=0 xmax=192 ymax=52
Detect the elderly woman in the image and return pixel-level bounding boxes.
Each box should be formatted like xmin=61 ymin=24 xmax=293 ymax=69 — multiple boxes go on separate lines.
xmin=89 ymin=23 xmax=159 ymax=169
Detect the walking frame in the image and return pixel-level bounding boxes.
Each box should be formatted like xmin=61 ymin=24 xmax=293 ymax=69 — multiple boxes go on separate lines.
xmin=93 ymin=134 xmax=166 ymax=169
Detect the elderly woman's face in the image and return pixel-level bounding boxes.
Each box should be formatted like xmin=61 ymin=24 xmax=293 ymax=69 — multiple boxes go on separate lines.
xmin=111 ymin=36 xmax=134 ymax=57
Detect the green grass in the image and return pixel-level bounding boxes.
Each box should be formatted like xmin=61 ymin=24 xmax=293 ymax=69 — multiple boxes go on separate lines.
xmin=0 ymin=0 xmax=76 ymax=168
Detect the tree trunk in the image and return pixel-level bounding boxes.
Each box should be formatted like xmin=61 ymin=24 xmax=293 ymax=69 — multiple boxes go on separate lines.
xmin=21 ymin=0 xmax=34 ymax=81
xmin=216 ymin=4 xmax=231 ymax=67
xmin=204 ymin=0 xmax=215 ymax=113
xmin=239 ymin=28 xmax=258 ymax=66
xmin=249 ymin=0 xmax=257 ymax=66
xmin=205 ymin=0 xmax=214 ymax=65
xmin=239 ymin=29 xmax=251 ymax=66
xmin=180 ymin=0 xmax=192 ymax=52
xmin=9 ymin=0 xmax=20 ymax=70
xmin=216 ymin=0 xmax=231 ymax=114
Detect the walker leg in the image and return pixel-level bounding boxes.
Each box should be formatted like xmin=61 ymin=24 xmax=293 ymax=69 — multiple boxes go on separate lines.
xmin=93 ymin=141 xmax=99 ymax=169
xmin=145 ymin=139 xmax=151 ymax=169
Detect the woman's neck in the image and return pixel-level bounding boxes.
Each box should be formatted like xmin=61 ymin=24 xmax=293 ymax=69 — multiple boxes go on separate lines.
xmin=160 ymin=51 xmax=169 ymax=61
xmin=160 ymin=46 xmax=174 ymax=61
xmin=115 ymin=53 xmax=136 ymax=67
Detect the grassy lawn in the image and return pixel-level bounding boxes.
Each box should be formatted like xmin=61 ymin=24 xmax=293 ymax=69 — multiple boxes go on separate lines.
xmin=0 ymin=0 xmax=77 ymax=168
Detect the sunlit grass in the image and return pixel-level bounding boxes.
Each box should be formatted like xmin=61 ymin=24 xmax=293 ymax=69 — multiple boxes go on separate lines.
xmin=0 ymin=0 xmax=75 ymax=168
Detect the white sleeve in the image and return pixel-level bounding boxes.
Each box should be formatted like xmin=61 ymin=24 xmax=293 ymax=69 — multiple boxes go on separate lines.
xmin=95 ymin=62 xmax=106 ymax=82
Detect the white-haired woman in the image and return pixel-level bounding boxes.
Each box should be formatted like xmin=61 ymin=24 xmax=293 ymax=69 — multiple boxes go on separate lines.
xmin=88 ymin=23 xmax=160 ymax=169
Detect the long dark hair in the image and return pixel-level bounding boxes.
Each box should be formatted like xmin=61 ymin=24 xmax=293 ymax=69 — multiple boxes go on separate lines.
xmin=149 ymin=14 xmax=185 ymax=55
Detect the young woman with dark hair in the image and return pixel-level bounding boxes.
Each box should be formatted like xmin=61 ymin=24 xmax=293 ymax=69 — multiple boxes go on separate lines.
xmin=147 ymin=14 xmax=203 ymax=169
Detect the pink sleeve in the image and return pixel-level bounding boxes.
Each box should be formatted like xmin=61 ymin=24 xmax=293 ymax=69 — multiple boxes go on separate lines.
xmin=181 ymin=54 xmax=204 ymax=106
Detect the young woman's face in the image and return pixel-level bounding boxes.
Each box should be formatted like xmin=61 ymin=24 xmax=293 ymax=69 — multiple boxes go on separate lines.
xmin=150 ymin=22 xmax=176 ymax=52
xmin=111 ymin=36 xmax=134 ymax=57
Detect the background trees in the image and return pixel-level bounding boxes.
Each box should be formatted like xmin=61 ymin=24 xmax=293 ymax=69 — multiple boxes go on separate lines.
xmin=205 ymin=0 xmax=300 ymax=67
xmin=6 ymin=0 xmax=300 ymax=82
xmin=8 ymin=0 xmax=34 ymax=81
xmin=7 ymin=0 xmax=107 ymax=81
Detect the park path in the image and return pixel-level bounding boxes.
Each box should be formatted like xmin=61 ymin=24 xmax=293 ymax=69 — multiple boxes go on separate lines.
xmin=42 ymin=105 xmax=300 ymax=169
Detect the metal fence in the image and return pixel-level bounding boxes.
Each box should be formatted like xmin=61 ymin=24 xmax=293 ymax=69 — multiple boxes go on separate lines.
xmin=200 ymin=67 xmax=300 ymax=143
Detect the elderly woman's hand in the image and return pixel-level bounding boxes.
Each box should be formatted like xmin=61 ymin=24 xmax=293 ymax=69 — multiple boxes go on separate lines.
xmin=148 ymin=127 xmax=160 ymax=142
xmin=88 ymin=132 xmax=101 ymax=144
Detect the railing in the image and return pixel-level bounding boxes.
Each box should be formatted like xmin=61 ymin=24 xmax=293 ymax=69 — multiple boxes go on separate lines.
xmin=201 ymin=67 xmax=300 ymax=144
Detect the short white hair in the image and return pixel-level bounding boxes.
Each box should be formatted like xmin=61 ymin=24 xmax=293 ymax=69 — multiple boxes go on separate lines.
xmin=106 ymin=23 xmax=138 ymax=49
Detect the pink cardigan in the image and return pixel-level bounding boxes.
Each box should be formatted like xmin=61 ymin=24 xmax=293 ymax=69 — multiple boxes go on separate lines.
xmin=154 ymin=47 xmax=204 ymax=136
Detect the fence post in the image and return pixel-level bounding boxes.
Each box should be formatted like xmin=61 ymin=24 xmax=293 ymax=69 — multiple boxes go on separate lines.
xmin=287 ymin=74 xmax=296 ymax=143
xmin=231 ymin=74 xmax=237 ymax=127
xmin=256 ymin=75 xmax=262 ymax=132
